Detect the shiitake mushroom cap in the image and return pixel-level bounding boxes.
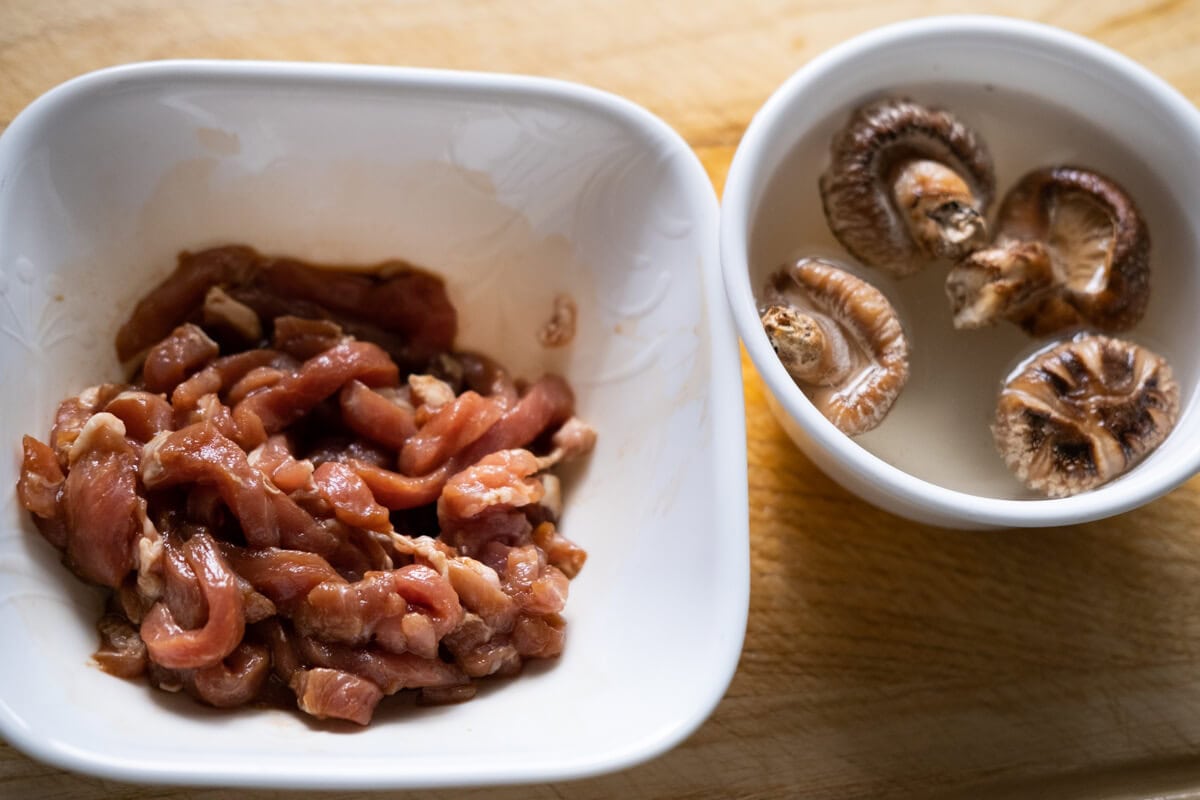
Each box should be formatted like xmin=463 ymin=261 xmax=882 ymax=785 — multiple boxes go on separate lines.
xmin=947 ymin=166 xmax=1150 ymax=335
xmin=820 ymin=97 xmax=995 ymax=276
xmin=993 ymin=333 xmax=1178 ymax=497
xmin=761 ymin=258 xmax=910 ymax=436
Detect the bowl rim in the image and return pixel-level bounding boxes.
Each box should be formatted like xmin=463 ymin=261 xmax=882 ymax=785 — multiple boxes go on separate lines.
xmin=720 ymin=14 xmax=1200 ymax=528
xmin=0 ymin=59 xmax=749 ymax=788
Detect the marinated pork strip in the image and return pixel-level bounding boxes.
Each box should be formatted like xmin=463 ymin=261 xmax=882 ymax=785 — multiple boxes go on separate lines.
xmin=233 ymin=537 xmax=406 ymax=621
xmin=227 ymin=548 xmax=461 ymax=655
xmin=261 ymin=618 xmax=303 ymax=683
xmin=310 ymin=461 xmax=390 ymax=532
xmin=140 ymin=531 xmax=245 ymax=670
xmin=142 ymin=423 xmax=277 ymax=547
xmin=254 ymin=256 xmax=457 ymax=363
xmin=440 ymin=546 xmax=568 ymax=668
xmin=226 ymin=366 xmax=287 ymax=406
xmin=17 ymin=436 xmax=64 ymax=525
xmin=443 ymin=510 xmax=534 ymax=561
xmin=116 ymin=245 xmax=258 ymax=362
xmin=260 ymin=618 xmax=418 ymax=724
xmin=531 ymin=521 xmax=587 ymax=580
xmin=220 ymin=545 xmax=342 ymax=612
xmin=247 ymin=435 xmax=314 ymax=494
xmin=338 ymin=380 xmax=416 ymax=450
xmin=398 ymin=391 xmax=504 ymax=477
xmin=293 ymin=564 xmax=462 ymax=651
xmin=272 ymin=316 xmax=346 ymax=360
xmin=141 ymin=324 xmax=219 ymax=394
xmin=500 ymin=544 xmax=569 ymax=617
xmin=226 ymin=287 xmax=331 ymax=336
xmin=355 ymin=448 xmax=548 ymax=556
xmin=440 ymin=612 xmax=492 ymax=658
xmin=232 ymin=340 xmax=399 ymax=449
xmin=371 ymin=563 xmax=464 ymax=642
xmin=444 ymin=557 xmax=517 ymax=632
xmin=342 ymin=376 xmax=575 ymax=514
xmin=376 ymin=612 xmax=433 ymax=659
xmin=93 ymin=613 xmax=148 ymax=678
xmin=291 ymin=667 xmax=384 ymax=726
xmin=438 ymin=449 xmax=544 ymax=523
xmin=171 ymin=349 xmax=291 ymax=413
xmin=291 ymin=572 xmax=406 ymax=646
xmin=456 ymin=375 xmax=575 ymax=466
xmin=450 ymin=636 xmax=522 ymax=679
xmin=187 ymin=641 xmax=271 ymax=708
xmin=62 ymin=414 xmax=141 ymax=588
xmin=142 ymin=423 xmax=338 ymax=554
xmin=162 ymin=535 xmax=207 ymax=629
xmin=104 ymin=391 xmax=175 ymax=443
xmin=348 ymin=460 xmax=451 ymax=510
xmin=50 ymin=384 xmax=125 ymax=467
xmin=181 ymin=393 xmax=241 ymax=443
xmin=296 ymin=635 xmax=467 ymax=695
xmin=511 ymin=613 xmax=566 ymax=659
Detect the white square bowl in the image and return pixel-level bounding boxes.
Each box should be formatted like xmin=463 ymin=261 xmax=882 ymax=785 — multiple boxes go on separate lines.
xmin=0 ymin=62 xmax=747 ymax=788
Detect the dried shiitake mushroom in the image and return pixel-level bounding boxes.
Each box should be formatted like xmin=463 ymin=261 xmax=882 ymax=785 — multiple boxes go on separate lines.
xmin=760 ymin=258 xmax=909 ymax=435
xmin=993 ymin=333 xmax=1178 ymax=497
xmin=820 ymin=97 xmax=995 ymax=276
xmin=946 ymin=166 xmax=1150 ymax=335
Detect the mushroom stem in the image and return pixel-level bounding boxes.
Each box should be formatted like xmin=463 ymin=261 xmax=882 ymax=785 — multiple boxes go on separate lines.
xmin=760 ymin=305 xmax=852 ymax=387
xmin=891 ymin=159 xmax=989 ymax=261
xmin=946 ymin=241 xmax=1055 ymax=329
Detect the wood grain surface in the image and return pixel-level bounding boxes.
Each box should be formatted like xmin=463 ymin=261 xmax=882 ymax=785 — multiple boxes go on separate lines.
xmin=5 ymin=1 xmax=1200 ymax=798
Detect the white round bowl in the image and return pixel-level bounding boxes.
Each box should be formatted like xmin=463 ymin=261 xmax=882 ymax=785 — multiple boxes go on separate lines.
xmin=721 ymin=16 xmax=1200 ymax=529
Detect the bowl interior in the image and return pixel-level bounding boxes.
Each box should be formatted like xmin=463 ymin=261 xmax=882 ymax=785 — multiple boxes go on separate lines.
xmin=727 ymin=18 xmax=1200 ymax=523
xmin=0 ymin=63 xmax=745 ymax=787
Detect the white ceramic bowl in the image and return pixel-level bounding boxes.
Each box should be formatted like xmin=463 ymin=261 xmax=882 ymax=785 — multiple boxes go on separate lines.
xmin=0 ymin=62 xmax=748 ymax=788
xmin=722 ymin=16 xmax=1200 ymax=529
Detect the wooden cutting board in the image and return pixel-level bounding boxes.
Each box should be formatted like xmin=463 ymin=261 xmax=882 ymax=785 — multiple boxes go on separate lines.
xmin=4 ymin=2 xmax=1200 ymax=798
